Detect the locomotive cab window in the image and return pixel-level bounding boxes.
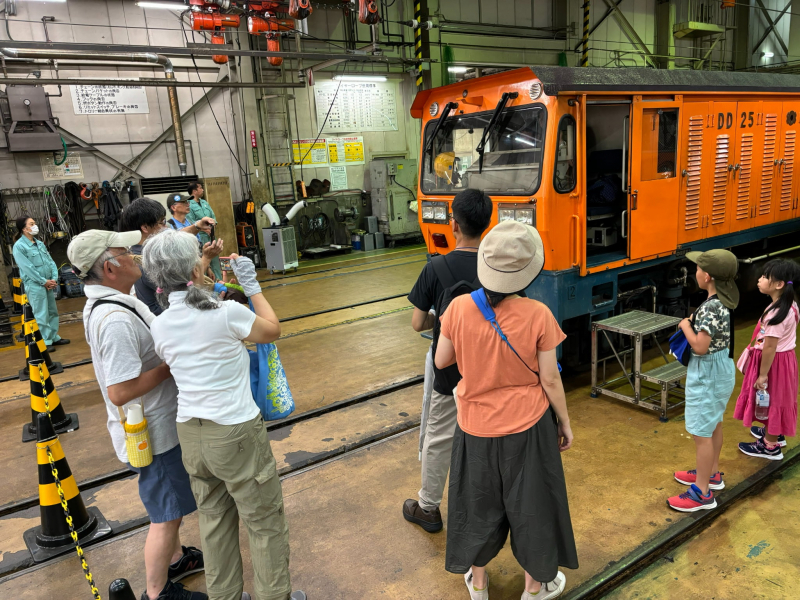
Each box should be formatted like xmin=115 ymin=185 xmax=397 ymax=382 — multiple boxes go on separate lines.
xmin=641 ymin=108 xmax=678 ymax=181
xmin=554 ymin=115 xmax=576 ymax=193
xmin=420 ymin=105 xmax=547 ymax=196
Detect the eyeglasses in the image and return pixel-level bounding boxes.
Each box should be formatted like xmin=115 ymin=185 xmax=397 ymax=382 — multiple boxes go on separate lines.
xmin=107 ymin=249 xmax=132 ymax=261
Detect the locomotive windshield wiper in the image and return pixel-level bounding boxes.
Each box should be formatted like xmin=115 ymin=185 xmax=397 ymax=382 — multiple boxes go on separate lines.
xmin=423 ymin=101 xmax=459 ymax=174
xmin=475 ymin=91 xmax=519 ymax=173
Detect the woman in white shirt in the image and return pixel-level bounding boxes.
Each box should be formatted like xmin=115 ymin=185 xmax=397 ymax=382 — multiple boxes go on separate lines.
xmin=143 ymin=228 xmax=306 ymax=600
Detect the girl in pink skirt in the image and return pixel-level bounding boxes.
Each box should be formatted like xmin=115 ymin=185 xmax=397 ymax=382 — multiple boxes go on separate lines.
xmin=735 ymin=259 xmax=800 ymax=460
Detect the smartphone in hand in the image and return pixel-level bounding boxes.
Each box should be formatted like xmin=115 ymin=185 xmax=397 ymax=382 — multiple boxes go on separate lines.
xmin=220 ymin=256 xmax=233 ymax=271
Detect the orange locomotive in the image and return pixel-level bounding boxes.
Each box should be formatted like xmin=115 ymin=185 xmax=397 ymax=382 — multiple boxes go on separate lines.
xmin=411 ymin=67 xmax=800 ymax=364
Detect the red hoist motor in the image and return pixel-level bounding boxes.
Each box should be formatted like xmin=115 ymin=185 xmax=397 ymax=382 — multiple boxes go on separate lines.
xmin=190 ymin=11 xmax=241 ymax=65
xmin=358 ymin=0 xmax=380 ymax=25
xmin=248 ymin=14 xmax=293 ymax=66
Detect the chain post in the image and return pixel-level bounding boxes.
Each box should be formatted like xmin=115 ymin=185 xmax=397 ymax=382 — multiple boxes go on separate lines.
xmin=40 ymin=363 xmax=102 ymax=600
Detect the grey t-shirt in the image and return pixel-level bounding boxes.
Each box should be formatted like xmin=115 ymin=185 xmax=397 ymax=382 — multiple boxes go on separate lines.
xmin=84 ymin=289 xmax=180 ymax=463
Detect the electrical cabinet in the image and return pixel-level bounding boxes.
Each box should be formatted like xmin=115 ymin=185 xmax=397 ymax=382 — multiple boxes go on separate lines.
xmin=369 ymin=159 xmax=421 ymax=242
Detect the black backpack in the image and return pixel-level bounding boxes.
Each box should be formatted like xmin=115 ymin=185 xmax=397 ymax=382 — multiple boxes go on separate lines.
xmin=430 ymin=254 xmax=481 ymax=395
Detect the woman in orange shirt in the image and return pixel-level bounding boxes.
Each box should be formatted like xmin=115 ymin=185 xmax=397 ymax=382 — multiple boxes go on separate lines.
xmin=436 ymin=221 xmax=578 ymax=600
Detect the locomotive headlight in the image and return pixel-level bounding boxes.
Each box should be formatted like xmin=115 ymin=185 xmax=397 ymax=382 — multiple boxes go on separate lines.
xmin=498 ymin=208 xmax=515 ymax=223
xmin=515 ymin=209 xmax=534 ymax=226
xmin=421 ymin=201 xmax=449 ymax=224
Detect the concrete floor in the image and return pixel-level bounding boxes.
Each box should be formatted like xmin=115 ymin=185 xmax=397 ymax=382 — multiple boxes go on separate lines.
xmin=606 ymin=461 xmax=800 ymax=600
xmin=0 ymin=246 xmax=797 ymax=599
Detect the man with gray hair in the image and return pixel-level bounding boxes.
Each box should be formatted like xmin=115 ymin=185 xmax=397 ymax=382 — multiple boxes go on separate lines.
xmin=68 ymin=230 xmax=208 ymax=600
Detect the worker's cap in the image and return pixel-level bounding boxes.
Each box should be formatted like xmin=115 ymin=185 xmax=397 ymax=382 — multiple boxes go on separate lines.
xmin=166 ymin=194 xmax=189 ymax=210
xmin=67 ymin=230 xmax=142 ymax=280
xmin=686 ymin=249 xmax=739 ymax=310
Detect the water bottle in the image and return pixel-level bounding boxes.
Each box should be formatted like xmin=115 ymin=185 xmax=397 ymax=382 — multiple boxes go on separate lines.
xmin=755 ymin=384 xmax=770 ymax=421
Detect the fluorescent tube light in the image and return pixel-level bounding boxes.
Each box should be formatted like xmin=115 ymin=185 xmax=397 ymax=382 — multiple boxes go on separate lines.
xmin=332 ymin=75 xmax=387 ymax=82
xmin=763 ymin=52 xmax=775 ymax=58
xmin=136 ymin=1 xmax=185 ymax=10
xmin=448 ymin=66 xmax=469 ymax=73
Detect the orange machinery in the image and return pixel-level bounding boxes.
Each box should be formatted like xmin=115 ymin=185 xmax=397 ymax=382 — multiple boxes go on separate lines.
xmin=411 ymin=67 xmax=800 ymax=364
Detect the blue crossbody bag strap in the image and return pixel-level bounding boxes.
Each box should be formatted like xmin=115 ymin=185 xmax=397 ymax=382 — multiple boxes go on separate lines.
xmin=470 ymin=289 xmax=540 ymax=376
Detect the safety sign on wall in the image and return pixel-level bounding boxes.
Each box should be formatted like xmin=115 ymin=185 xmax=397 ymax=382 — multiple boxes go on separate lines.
xmin=292 ymin=136 xmax=365 ymax=167
xmin=292 ymin=139 xmax=329 ymax=166
xmin=70 ymin=78 xmax=150 ymax=115
xmin=41 ymin=154 xmax=84 ymax=180
xmin=314 ymin=80 xmax=398 ymax=133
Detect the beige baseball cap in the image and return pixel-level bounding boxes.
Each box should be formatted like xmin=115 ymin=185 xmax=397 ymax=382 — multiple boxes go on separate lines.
xmin=477 ymin=220 xmax=545 ymax=294
xmin=67 ymin=229 xmax=142 ymax=279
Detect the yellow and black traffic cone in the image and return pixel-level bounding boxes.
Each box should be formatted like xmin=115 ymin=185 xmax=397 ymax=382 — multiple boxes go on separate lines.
xmin=19 ymin=301 xmax=63 ymax=381
xmin=11 ymin=266 xmax=24 ymax=315
xmin=15 ymin=288 xmax=26 ymax=342
xmin=21 ymin=345 xmax=79 ymax=443
xmin=108 ymin=579 xmax=136 ymax=600
xmin=23 ymin=413 xmax=111 ymax=563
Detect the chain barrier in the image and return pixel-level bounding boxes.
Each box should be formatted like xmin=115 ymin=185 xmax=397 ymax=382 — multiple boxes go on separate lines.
xmin=39 ymin=363 xmax=102 ymax=600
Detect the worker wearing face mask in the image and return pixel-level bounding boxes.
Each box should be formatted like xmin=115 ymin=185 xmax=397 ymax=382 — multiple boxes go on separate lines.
xmin=12 ymin=215 xmax=69 ymax=349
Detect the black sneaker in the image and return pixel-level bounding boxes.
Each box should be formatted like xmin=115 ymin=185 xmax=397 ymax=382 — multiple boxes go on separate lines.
xmin=168 ymin=546 xmax=205 ymax=582
xmin=403 ymin=499 xmax=443 ymax=533
xmin=750 ymin=426 xmax=787 ymax=447
xmin=739 ymin=438 xmax=784 ymax=461
xmin=141 ymin=581 xmax=207 ymax=600
xmin=52 ymin=338 xmax=70 ymax=345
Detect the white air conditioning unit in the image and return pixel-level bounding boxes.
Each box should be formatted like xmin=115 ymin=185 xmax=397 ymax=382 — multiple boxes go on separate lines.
xmin=262 ymin=226 xmax=298 ymax=274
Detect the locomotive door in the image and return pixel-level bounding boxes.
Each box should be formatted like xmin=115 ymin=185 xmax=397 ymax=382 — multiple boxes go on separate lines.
xmin=775 ymin=102 xmax=800 ymax=222
xmin=628 ymin=96 xmax=681 ymax=259
xmin=754 ymin=102 xmax=783 ymax=228
xmin=678 ymin=102 xmax=712 ymax=245
xmin=726 ymin=101 xmax=783 ymax=232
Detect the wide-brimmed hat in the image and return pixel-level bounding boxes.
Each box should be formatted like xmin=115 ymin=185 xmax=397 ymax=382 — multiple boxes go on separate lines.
xmin=686 ymin=249 xmax=739 ymax=309
xmin=67 ymin=229 xmax=142 ymax=279
xmin=477 ymin=221 xmax=545 ymax=294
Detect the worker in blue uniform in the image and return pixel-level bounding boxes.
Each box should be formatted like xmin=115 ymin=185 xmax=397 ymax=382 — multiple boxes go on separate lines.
xmin=13 ymin=215 xmax=69 ymax=348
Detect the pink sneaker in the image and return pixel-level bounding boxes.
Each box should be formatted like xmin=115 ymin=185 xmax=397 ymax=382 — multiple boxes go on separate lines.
xmin=673 ymin=469 xmax=725 ymax=490
xmin=667 ymin=484 xmax=717 ymax=512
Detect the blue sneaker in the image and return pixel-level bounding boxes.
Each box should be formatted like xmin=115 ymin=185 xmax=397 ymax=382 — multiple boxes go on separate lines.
xmin=667 ymin=484 xmax=717 ymax=512
xmin=750 ymin=426 xmax=786 ymax=447
xmin=739 ymin=438 xmax=783 ymax=461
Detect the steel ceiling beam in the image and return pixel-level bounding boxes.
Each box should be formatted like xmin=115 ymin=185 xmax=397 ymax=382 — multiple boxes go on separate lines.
xmin=110 ymin=77 xmax=227 ymax=181
xmin=752 ymin=0 xmax=791 ymax=55
xmin=0 ymin=77 xmax=303 ymax=88
xmin=0 ymin=40 xmax=404 ymax=62
xmin=573 ymin=0 xmax=625 ymax=52
xmin=600 ymin=0 xmax=657 ymax=68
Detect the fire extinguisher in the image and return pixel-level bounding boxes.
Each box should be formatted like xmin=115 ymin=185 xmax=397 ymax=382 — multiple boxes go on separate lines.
xmin=358 ymin=0 xmax=380 ymax=25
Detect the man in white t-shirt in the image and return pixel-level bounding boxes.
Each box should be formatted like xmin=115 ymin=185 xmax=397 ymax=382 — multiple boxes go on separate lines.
xmin=68 ymin=230 xmax=207 ymax=600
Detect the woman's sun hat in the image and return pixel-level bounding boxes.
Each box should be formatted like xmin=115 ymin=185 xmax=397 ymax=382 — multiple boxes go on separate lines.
xmin=477 ymin=220 xmax=545 ymax=294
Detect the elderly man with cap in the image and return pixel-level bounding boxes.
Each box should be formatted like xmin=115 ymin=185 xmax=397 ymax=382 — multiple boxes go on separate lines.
xmin=669 ymin=249 xmax=738 ymax=513
xmin=434 ymin=220 xmax=578 ymax=600
xmin=68 ymin=230 xmax=208 ymax=600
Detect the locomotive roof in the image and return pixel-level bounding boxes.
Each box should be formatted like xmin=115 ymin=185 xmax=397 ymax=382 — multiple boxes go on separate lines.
xmin=531 ymin=66 xmax=800 ymax=95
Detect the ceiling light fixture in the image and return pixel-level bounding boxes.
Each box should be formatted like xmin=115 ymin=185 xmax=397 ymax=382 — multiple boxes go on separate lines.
xmin=763 ymin=51 xmax=775 ymax=59
xmin=332 ymin=75 xmax=388 ymax=82
xmin=136 ymin=1 xmax=186 ymax=10
xmin=448 ymin=66 xmax=469 ymax=73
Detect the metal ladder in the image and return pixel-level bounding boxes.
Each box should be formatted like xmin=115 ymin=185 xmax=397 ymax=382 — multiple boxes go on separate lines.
xmin=262 ymin=61 xmax=298 ymax=206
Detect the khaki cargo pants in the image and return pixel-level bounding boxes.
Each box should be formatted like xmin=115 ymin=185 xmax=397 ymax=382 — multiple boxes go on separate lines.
xmin=177 ymin=414 xmax=291 ymax=600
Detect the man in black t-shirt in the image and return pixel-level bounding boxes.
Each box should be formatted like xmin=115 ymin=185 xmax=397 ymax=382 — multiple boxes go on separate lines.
xmin=403 ymin=189 xmax=493 ymax=533
xmin=120 ymin=198 xmax=219 ymax=315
